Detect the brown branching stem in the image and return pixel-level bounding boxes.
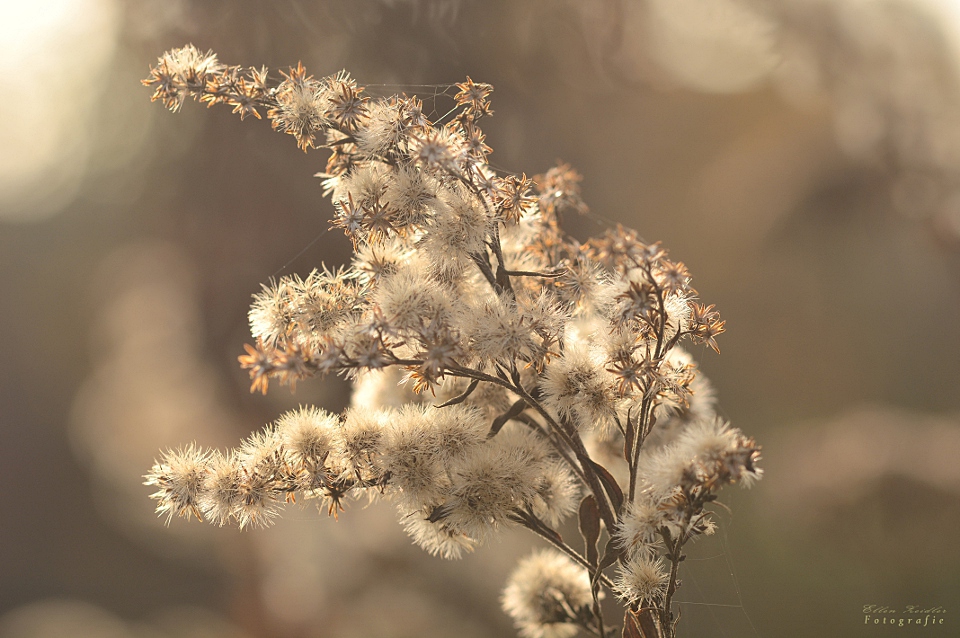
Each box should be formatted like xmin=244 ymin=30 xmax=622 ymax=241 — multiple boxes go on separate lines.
xmin=510 ymin=509 xmax=615 ymax=591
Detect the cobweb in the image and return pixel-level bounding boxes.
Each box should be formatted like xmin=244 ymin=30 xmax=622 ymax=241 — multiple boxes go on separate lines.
xmin=667 ymin=508 xmax=763 ymax=638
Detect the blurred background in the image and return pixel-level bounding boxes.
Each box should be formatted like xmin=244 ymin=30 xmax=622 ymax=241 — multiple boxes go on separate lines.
xmin=2 ymin=0 xmax=959 ymax=636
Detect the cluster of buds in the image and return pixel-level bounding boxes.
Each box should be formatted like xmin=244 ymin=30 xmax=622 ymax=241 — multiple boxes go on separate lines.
xmin=144 ymin=45 xmax=760 ymax=638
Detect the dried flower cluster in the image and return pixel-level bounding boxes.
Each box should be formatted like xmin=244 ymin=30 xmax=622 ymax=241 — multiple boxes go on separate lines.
xmin=143 ymin=45 xmax=761 ymax=638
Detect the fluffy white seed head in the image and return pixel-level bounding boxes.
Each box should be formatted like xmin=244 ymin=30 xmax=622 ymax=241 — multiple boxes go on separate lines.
xmin=650 ymin=359 xmax=717 ymax=440
xmin=374 ymin=266 xmax=453 ymax=332
xmin=352 ymin=237 xmax=412 ymax=283
xmin=501 ymin=550 xmax=592 ymax=638
xmin=151 ymin=45 xmax=224 ymax=111
xmin=198 ymin=451 xmax=243 ymax=527
xmin=144 ymin=444 xmax=210 ymax=524
xmin=464 ymin=294 xmax=539 ymax=366
xmin=334 ymin=162 xmax=391 ymax=210
xmin=354 ymin=99 xmax=405 ymax=158
xmin=554 ymin=258 xmax=613 ymax=316
xmin=231 ymin=429 xmax=284 ymax=529
xmin=530 ymin=461 xmax=581 ymax=528
xmin=425 ymin=404 xmax=489 ymax=462
xmin=636 ymin=442 xmax=694 ymax=502
xmin=380 ymin=405 xmax=448 ymax=505
xmin=409 ymin=126 xmax=467 ymax=171
xmin=675 ymin=418 xmax=740 ymax=464
xmin=520 ymin=290 xmax=568 ymax=347
xmin=678 ymin=418 xmax=764 ymax=488
xmin=419 ymin=188 xmax=489 ymax=276
xmin=662 ymin=293 xmax=693 ymax=340
xmin=275 ymin=406 xmax=338 ymax=469
xmin=249 ymin=268 xmax=364 ymax=349
xmin=398 ymin=503 xmax=477 ymax=560
xmin=541 ymin=341 xmax=617 ymax=431
xmin=383 ymin=165 xmax=439 ymax=229
xmin=442 ymin=427 xmax=549 ymax=540
xmin=271 ymin=74 xmax=331 ymax=150
xmin=248 ymin=279 xmax=294 ymax=346
xmin=637 ymin=417 xmax=762 ymax=498
xmin=339 ymin=407 xmax=388 ymax=479
xmin=613 ymin=553 xmax=669 ymax=605
xmin=615 ymin=497 xmax=666 ymax=558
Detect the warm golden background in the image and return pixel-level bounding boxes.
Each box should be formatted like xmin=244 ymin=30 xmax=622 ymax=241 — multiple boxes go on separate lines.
xmin=2 ymin=0 xmax=959 ymax=636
